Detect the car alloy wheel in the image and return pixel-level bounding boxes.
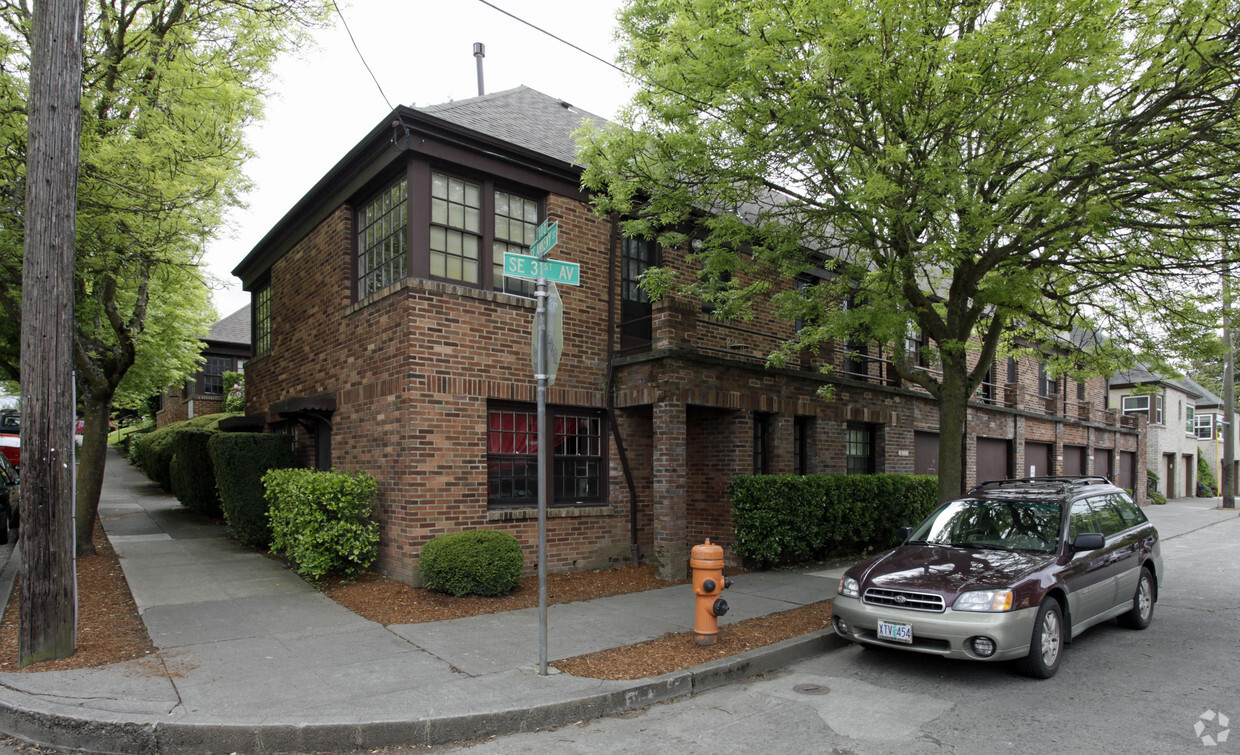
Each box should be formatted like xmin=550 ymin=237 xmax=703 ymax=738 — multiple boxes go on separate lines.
xmin=1017 ymin=598 xmax=1063 ymax=679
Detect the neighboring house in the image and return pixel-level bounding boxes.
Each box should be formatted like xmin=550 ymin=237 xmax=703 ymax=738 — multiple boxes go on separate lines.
xmin=232 ymin=85 xmax=1145 ymax=585
xmin=156 ymin=305 xmax=251 ymax=427
xmin=1109 ymin=366 xmax=1201 ymax=498
xmin=1180 ymin=376 xmax=1240 ymax=492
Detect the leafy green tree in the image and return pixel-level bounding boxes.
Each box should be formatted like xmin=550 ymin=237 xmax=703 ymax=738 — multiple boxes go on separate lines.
xmin=0 ymin=0 xmax=328 ymax=554
xmin=582 ymin=0 xmax=1240 ymax=502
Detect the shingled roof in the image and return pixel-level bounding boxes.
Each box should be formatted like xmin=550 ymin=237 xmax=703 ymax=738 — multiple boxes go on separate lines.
xmin=208 ymin=305 xmax=251 ymax=346
xmin=416 ymin=86 xmax=609 ymax=166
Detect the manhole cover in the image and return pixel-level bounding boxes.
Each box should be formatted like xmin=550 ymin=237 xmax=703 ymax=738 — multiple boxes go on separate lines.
xmin=793 ymin=683 xmax=831 ymax=695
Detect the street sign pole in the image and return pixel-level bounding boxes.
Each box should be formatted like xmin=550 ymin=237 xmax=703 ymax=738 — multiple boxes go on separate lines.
xmin=533 ymin=226 xmax=553 ymax=676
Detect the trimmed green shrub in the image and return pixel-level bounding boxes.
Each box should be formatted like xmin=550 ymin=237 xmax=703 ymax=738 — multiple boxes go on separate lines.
xmin=419 ymin=530 xmax=524 ymax=597
xmin=134 ymin=413 xmax=236 ymax=490
xmin=122 ymin=425 xmax=155 ymax=461
xmin=730 ymin=474 xmax=939 ymax=568
xmin=263 ymin=468 xmax=380 ymax=580
xmin=209 ymin=433 xmax=295 ymax=547
xmin=169 ymin=428 xmax=222 ymax=517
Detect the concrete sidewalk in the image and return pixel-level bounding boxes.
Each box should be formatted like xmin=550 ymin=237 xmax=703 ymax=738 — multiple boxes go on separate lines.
xmin=0 ymin=449 xmax=847 ymax=754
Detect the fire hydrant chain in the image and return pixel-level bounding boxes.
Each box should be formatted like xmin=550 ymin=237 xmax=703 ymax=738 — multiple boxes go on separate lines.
xmin=690 ymin=538 xmax=731 ymax=646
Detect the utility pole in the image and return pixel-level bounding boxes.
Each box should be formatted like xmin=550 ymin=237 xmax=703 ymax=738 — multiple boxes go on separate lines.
xmin=1224 ymin=264 xmax=1236 ymax=509
xmin=19 ymin=0 xmax=85 ymax=666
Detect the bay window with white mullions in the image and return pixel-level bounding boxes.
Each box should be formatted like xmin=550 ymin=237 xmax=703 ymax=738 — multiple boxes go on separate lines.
xmin=1196 ymin=413 xmax=1216 ymax=439
xmin=486 ymin=404 xmax=606 ymax=508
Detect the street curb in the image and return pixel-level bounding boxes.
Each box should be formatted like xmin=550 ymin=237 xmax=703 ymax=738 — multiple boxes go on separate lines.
xmin=0 ymin=629 xmax=845 ymax=753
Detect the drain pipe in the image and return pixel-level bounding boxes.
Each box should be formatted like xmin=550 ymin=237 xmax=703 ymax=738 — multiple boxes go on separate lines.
xmin=604 ymin=216 xmax=642 ymax=566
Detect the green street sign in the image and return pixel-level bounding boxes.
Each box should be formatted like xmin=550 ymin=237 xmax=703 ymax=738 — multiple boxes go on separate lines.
xmin=503 ymin=252 xmax=580 ymax=286
xmin=530 ymin=222 xmax=558 ymax=257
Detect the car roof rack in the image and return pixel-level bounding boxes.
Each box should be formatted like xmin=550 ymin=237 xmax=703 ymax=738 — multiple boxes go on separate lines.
xmin=968 ymin=476 xmax=1115 ymax=496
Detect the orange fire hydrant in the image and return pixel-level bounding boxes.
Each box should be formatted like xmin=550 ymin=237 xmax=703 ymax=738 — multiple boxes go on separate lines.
xmin=691 ymin=539 xmax=732 ymax=646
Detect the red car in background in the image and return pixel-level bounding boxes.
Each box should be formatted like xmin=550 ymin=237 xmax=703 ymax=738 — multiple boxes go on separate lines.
xmin=0 ymin=412 xmax=18 ymax=469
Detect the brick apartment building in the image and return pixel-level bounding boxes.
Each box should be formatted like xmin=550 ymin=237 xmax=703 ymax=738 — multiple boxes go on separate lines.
xmin=232 ymin=86 xmax=1145 ymax=584
xmin=156 ymin=305 xmax=250 ymax=427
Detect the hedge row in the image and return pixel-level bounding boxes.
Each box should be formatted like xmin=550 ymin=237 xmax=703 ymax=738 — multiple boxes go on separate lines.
xmin=729 ymin=474 xmax=939 ymax=568
xmin=129 ymin=416 xmax=294 ymax=547
xmin=129 ymin=413 xmax=235 ymax=491
xmin=169 ymin=429 xmax=223 ymax=517
xmin=209 ymin=433 xmax=296 ymax=547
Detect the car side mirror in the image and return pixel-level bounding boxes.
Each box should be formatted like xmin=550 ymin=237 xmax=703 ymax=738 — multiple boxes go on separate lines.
xmin=898 ymin=526 xmax=912 ymax=542
xmin=1072 ymin=532 xmax=1105 ymax=552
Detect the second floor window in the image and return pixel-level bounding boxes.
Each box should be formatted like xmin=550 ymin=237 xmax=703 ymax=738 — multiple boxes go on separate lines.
xmin=1121 ymin=394 xmax=1163 ymax=424
xmin=357 ymin=177 xmax=408 ymax=298
xmin=203 ymin=356 xmax=232 ymax=395
xmin=493 ymin=190 xmax=539 ymax=297
xmin=353 ymin=168 xmax=544 ymax=302
xmin=1196 ymin=413 xmax=1215 ymax=439
xmin=253 ymin=283 xmax=271 ymax=356
xmin=430 ymin=173 xmax=482 ymax=285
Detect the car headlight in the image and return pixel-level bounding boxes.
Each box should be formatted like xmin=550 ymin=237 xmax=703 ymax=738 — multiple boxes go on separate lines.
xmin=839 ymin=576 xmax=860 ymax=599
xmin=953 ymin=589 xmax=1014 ymax=612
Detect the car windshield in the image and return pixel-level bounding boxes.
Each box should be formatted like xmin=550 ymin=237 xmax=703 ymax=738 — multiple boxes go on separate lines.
xmin=907 ymin=498 xmax=1062 ymax=553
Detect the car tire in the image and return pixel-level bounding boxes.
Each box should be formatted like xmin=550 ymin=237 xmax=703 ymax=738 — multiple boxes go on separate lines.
xmin=1117 ymin=567 xmax=1155 ymax=630
xmin=1016 ymin=598 xmax=1063 ymax=679
xmin=0 ymin=503 xmax=8 ymax=546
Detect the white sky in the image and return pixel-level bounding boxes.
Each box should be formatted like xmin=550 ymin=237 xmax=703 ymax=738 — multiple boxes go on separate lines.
xmin=204 ymin=0 xmax=635 ymax=318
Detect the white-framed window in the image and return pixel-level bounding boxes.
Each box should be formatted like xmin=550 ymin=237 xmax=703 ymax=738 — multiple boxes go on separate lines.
xmin=1121 ymin=393 xmax=1164 ymax=424
xmin=1196 ymin=413 xmax=1216 ymax=439
xmin=1186 ymin=406 xmax=1195 ymax=435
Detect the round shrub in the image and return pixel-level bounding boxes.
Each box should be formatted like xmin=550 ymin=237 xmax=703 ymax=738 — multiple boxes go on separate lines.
xmin=420 ymin=530 xmax=524 ymax=597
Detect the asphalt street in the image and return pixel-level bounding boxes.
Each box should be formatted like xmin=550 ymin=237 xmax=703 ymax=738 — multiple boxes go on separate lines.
xmin=437 ymin=505 xmax=1240 ymax=754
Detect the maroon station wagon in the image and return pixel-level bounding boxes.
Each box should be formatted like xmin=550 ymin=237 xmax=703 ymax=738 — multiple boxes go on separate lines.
xmin=832 ymin=476 xmax=1162 ymax=678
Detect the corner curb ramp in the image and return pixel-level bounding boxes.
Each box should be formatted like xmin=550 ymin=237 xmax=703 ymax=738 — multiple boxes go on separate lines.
xmin=0 ymin=631 xmax=846 ymax=753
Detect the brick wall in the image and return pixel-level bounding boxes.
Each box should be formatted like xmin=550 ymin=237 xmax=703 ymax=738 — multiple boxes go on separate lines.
xmin=248 ymin=182 xmax=1148 ymax=586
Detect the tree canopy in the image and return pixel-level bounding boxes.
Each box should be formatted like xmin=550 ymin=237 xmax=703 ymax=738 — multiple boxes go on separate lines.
xmin=0 ymin=0 xmax=329 ymax=553
xmin=582 ymin=0 xmax=1240 ymax=501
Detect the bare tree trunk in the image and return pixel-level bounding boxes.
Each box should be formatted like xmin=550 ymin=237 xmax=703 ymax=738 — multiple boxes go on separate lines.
xmin=936 ymin=356 xmax=970 ymax=504
xmin=18 ymin=0 xmax=85 ymax=667
xmin=74 ymin=395 xmax=112 ymax=556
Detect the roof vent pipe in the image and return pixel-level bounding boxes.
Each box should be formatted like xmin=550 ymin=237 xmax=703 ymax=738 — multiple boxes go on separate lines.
xmin=473 ymin=43 xmax=485 ymax=96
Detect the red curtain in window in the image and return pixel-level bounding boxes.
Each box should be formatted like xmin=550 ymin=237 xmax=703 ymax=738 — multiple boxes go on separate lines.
xmin=487 ymin=412 xmax=587 ymax=454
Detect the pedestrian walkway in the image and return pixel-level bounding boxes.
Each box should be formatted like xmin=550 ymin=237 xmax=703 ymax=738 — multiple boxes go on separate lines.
xmin=0 ymin=448 xmax=844 ymax=753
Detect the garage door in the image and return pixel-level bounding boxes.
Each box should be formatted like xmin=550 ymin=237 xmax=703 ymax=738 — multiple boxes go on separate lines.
xmin=976 ymin=437 xmax=1010 ymax=482
xmin=1025 ymin=441 xmax=1053 ymax=477
xmin=1094 ymin=448 xmax=1113 ymax=479
xmin=1062 ymin=445 xmax=1086 ymax=476
xmin=915 ymin=432 xmax=939 ymax=475
xmin=1120 ymin=451 xmax=1137 ymax=492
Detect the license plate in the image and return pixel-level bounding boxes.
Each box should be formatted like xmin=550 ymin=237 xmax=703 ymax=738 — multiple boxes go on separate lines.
xmin=877 ymin=620 xmax=913 ymax=644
